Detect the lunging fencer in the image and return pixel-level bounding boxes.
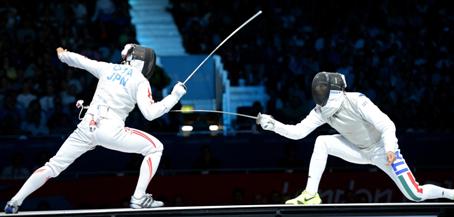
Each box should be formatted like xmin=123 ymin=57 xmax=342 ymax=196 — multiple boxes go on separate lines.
xmin=257 ymin=72 xmax=454 ymax=204
xmin=4 ymin=44 xmax=186 ymax=213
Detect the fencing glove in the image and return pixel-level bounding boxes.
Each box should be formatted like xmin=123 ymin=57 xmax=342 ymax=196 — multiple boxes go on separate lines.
xmin=256 ymin=113 xmax=276 ymax=131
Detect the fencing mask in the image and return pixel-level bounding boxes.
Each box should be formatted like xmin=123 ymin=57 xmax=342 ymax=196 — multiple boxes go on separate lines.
xmin=121 ymin=44 xmax=156 ymax=80
xmin=311 ymin=72 xmax=347 ymax=107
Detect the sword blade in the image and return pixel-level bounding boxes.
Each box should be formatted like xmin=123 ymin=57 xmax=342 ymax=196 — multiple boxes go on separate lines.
xmin=170 ymin=109 xmax=258 ymax=120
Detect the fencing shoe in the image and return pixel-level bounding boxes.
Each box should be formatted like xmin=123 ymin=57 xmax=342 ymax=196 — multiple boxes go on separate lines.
xmin=4 ymin=201 xmax=19 ymax=214
xmin=130 ymin=194 xmax=164 ymax=208
xmin=285 ymin=190 xmax=322 ymax=205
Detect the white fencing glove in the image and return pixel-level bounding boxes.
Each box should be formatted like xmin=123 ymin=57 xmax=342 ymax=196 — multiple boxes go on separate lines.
xmin=171 ymin=81 xmax=187 ymax=99
xmin=256 ymin=113 xmax=276 ymax=131
xmin=158 ymin=82 xmax=186 ymax=115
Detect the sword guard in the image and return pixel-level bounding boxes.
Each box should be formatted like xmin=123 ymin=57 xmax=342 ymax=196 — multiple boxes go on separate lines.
xmin=256 ymin=113 xmax=262 ymax=125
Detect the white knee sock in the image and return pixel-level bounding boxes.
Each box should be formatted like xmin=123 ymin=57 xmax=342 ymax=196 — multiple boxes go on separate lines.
xmin=10 ymin=166 xmax=54 ymax=205
xmin=305 ymin=141 xmax=328 ymax=194
xmin=133 ymin=152 xmax=161 ymax=199
xmin=421 ymin=184 xmax=454 ymax=200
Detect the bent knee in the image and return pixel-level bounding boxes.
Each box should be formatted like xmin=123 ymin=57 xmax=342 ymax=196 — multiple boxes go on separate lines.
xmin=39 ymin=165 xmax=58 ymax=178
xmin=137 ymin=134 xmax=164 ymax=156
xmin=142 ymin=146 xmax=163 ymax=156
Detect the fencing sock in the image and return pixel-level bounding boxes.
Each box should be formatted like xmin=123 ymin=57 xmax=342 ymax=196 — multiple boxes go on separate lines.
xmin=305 ymin=141 xmax=328 ymax=194
xmin=133 ymin=152 xmax=162 ymax=199
xmin=10 ymin=166 xmax=54 ymax=205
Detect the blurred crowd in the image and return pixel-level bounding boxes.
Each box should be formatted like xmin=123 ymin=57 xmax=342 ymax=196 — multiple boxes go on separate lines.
xmin=1 ymin=0 xmax=453 ymax=136
xmin=169 ymin=0 xmax=453 ymax=132
xmin=1 ymin=1 xmax=452 ymax=207
xmin=0 ymin=0 xmax=173 ymax=137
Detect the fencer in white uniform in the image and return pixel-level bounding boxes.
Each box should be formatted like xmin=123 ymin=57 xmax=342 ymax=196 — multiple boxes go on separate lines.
xmin=4 ymin=44 xmax=186 ymax=213
xmin=257 ymin=72 xmax=454 ymax=205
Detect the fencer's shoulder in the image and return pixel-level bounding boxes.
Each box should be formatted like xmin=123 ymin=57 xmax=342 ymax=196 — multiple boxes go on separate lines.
xmin=346 ymin=92 xmax=373 ymax=108
xmin=111 ymin=63 xmax=130 ymax=69
xmin=346 ymin=92 xmax=369 ymax=100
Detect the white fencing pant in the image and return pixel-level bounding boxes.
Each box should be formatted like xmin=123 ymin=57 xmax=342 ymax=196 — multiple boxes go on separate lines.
xmin=305 ymin=134 xmax=453 ymax=202
xmin=10 ymin=116 xmax=163 ymax=205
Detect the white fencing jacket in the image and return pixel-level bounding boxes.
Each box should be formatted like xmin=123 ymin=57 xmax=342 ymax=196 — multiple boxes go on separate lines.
xmin=58 ymin=51 xmax=178 ymax=123
xmin=272 ymin=92 xmax=398 ymax=153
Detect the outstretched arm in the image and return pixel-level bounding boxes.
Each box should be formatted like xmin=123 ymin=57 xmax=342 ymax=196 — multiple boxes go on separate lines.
xmin=257 ymin=109 xmax=325 ymax=140
xmin=56 ymin=47 xmax=110 ymax=78
xmin=136 ymin=81 xmax=186 ymax=121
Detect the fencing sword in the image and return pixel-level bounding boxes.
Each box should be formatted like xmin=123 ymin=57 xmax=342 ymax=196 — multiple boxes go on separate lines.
xmin=77 ymin=100 xmax=259 ymax=121
xmin=182 ymin=10 xmax=262 ymax=85
xmin=170 ymin=109 xmax=258 ymax=120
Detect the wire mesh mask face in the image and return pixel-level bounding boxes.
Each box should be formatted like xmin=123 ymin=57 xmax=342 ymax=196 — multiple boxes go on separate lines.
xmin=311 ymin=72 xmax=346 ymax=107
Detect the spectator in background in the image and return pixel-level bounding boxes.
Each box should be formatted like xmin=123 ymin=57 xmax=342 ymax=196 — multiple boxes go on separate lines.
xmin=46 ymin=95 xmax=75 ymax=135
xmin=0 ymin=93 xmax=21 ymax=135
xmin=16 ymin=80 xmax=37 ymax=118
xmin=20 ymin=99 xmax=49 ymax=136
xmin=71 ymin=1 xmax=88 ymax=26
xmin=91 ymin=0 xmax=116 ymax=22
xmin=59 ymin=81 xmax=77 ymax=111
xmin=39 ymin=84 xmax=56 ymax=121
